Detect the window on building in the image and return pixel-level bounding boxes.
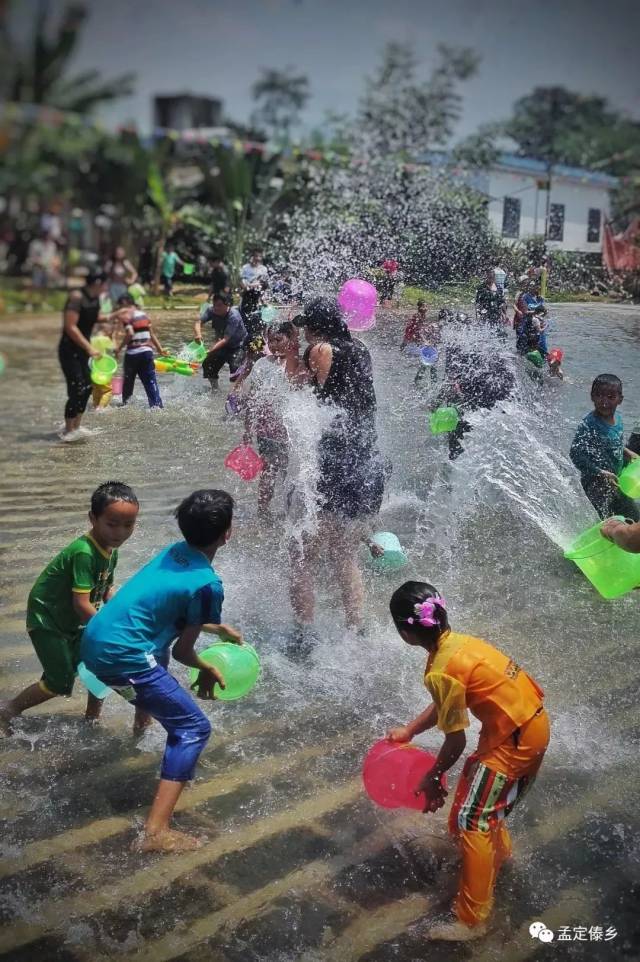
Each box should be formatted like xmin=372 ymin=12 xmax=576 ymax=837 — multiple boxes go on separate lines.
xmin=587 ymin=208 xmax=601 ymax=243
xmin=548 ymin=203 xmax=565 ymax=242
xmin=502 ymin=197 xmax=521 ymax=238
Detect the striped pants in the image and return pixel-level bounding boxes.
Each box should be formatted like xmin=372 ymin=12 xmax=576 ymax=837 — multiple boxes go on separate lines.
xmin=448 ymin=708 xmax=550 ymax=927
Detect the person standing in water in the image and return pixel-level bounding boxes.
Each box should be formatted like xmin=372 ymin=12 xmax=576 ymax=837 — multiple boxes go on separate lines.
xmin=160 ymin=242 xmax=183 ymax=297
xmin=113 ymin=295 xmax=167 ymax=409
xmin=81 ymin=490 xmax=241 ymax=854
xmin=0 ymin=482 xmax=139 ymax=734
xmin=475 ymin=268 xmax=508 ymax=334
xmin=194 ymin=293 xmax=248 ymax=391
xmin=241 ymin=321 xmax=305 ymax=520
xmin=570 ymin=374 xmax=640 ymax=521
xmin=58 ymin=270 xmax=107 ymax=442
xmin=288 ymin=298 xmax=384 ymax=647
xmin=240 ymin=248 xmax=269 ymax=321
xmin=387 ymin=581 xmax=549 ymax=941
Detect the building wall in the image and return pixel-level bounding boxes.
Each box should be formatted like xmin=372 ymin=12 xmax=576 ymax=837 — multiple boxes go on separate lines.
xmin=486 ymin=168 xmax=611 ymax=253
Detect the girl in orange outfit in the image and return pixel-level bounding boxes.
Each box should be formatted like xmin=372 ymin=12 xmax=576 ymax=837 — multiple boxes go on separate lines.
xmin=387 ymin=580 xmax=550 ymax=942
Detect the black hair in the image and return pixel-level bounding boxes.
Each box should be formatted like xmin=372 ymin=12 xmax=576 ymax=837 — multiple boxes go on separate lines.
xmin=591 ymin=374 xmax=622 ymax=395
xmin=175 ymin=489 xmax=234 ymax=548
xmin=213 ymin=292 xmax=232 ymax=306
xmin=533 ymin=305 xmax=547 ymax=316
xmin=85 ymin=270 xmax=107 ymax=287
xmin=389 ymin=580 xmax=449 ymax=646
xmin=90 ymin=481 xmax=139 ymax=517
xmin=300 ymin=296 xmax=350 ymax=341
xmin=250 ymin=247 xmax=263 ymax=255
xmin=438 ymin=308 xmax=454 ymax=322
xmin=269 ymin=320 xmax=296 ymax=338
xmin=417 ymin=299 xmax=426 ymax=308
xmin=116 ymin=293 xmax=135 ymax=307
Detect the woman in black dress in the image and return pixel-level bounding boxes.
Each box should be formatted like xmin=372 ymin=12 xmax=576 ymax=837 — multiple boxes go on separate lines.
xmin=58 ymin=271 xmax=106 ymax=441
xmin=289 ymin=298 xmax=384 ymax=643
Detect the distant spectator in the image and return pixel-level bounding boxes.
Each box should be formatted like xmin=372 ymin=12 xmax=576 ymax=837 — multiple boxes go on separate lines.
xmin=240 ymin=248 xmax=269 ymax=319
xmin=160 ymin=242 xmax=183 ymax=297
xmin=27 ymin=233 xmax=60 ymax=290
xmin=105 ymin=245 xmax=137 ymax=305
xmin=380 ymin=257 xmax=399 ymax=304
xmin=209 ymin=255 xmax=230 ymax=298
xmin=475 ymin=269 xmax=508 ymax=333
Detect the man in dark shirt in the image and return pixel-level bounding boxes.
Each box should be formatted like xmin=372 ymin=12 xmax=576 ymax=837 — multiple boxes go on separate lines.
xmin=209 ymin=256 xmax=230 ymax=298
xmin=194 ymin=293 xmax=247 ymax=390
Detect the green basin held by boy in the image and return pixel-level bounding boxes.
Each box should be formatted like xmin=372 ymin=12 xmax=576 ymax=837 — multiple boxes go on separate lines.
xmin=190 ymin=642 xmax=260 ymax=701
xmin=618 ymin=459 xmax=640 ymax=499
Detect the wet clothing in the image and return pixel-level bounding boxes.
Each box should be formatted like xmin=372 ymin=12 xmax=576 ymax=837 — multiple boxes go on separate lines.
xmin=450 ymin=708 xmax=550 ymax=926
xmin=210 ymin=265 xmax=230 ymax=297
xmin=570 ymin=412 xmax=639 ymax=520
xmin=240 ymin=262 xmax=269 ymax=318
xmin=200 ymin=306 xmax=247 ymax=350
xmin=29 ymin=626 xmax=84 ymax=697
xmin=124 ymin=310 xmax=153 ymax=354
xmin=570 ymin=411 xmax=624 ymax=478
xmin=81 ymin=540 xmax=222 ymax=783
xmin=104 ymin=662 xmax=211 ymax=782
xmin=440 ymin=343 xmax=515 ymax=460
xmin=59 ymin=289 xmax=101 ymax=418
xmin=122 ymin=352 xmax=163 ymax=408
xmin=27 ymin=534 xmax=117 ymax=696
xmin=201 ymin=306 xmax=248 ymax=380
xmin=59 ymin=341 xmax=92 ymax=418
xmin=308 ymin=337 xmax=385 ymax=520
xmin=202 ymin=344 xmax=245 ymax=381
xmin=28 ymin=535 xmax=117 ymax=639
xmin=424 ymin=631 xmax=548 ymax=927
xmin=475 ymin=284 xmax=506 ymax=327
xmin=81 ymin=541 xmax=223 ymax=680
xmin=61 ymin=289 xmax=100 ymax=344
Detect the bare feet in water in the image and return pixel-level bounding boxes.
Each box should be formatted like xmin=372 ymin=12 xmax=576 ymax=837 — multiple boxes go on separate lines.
xmin=132 ymin=709 xmax=154 ymax=737
xmin=134 ymin=829 xmax=203 ymax=854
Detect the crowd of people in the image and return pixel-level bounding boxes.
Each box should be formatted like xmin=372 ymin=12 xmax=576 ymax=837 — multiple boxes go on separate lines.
xmin=3 ymin=249 xmax=639 ymax=944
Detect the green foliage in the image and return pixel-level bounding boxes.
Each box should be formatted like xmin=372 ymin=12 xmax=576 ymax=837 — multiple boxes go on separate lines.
xmin=358 ymin=42 xmax=480 ymax=156
xmin=2 ymin=0 xmax=134 ymax=113
xmin=251 ymin=67 xmax=310 ymax=143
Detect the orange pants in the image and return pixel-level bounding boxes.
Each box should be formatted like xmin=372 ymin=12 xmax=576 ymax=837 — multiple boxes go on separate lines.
xmin=448 ymin=708 xmax=550 ymax=927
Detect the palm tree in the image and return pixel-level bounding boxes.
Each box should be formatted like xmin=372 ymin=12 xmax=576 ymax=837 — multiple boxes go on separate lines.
xmin=251 ymin=67 xmax=310 ymax=144
xmin=2 ymin=0 xmax=134 ymax=113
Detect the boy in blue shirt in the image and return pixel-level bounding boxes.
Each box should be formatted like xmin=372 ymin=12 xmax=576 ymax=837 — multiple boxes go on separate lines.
xmin=81 ymin=489 xmax=242 ymax=854
xmin=570 ymin=374 xmax=640 ymax=521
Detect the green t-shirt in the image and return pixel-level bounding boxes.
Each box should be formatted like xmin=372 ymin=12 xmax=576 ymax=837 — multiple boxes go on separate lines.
xmin=27 ymin=534 xmax=118 ymax=638
xmin=161 ymin=251 xmax=179 ymax=278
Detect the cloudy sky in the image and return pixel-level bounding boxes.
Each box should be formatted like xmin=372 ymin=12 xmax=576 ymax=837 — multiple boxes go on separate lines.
xmin=11 ymin=0 xmax=640 ymax=136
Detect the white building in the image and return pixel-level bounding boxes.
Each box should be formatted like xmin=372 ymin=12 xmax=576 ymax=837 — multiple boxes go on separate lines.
xmin=476 ymin=154 xmax=617 ymax=254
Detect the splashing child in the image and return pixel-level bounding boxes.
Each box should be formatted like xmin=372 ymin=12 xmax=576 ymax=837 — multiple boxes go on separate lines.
xmin=386 ymin=581 xmax=550 ymax=941
xmin=0 ymin=482 xmax=139 ymax=734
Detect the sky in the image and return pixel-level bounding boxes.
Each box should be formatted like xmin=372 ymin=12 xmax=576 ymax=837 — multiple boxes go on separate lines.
xmin=10 ymin=0 xmax=640 ymax=138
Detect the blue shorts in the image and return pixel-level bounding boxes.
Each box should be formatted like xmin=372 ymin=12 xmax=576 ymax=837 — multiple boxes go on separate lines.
xmin=103 ymin=663 xmax=211 ymax=781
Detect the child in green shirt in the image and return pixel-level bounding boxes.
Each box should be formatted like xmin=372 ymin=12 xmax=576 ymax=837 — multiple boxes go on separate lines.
xmin=0 ymin=482 xmax=139 ymax=733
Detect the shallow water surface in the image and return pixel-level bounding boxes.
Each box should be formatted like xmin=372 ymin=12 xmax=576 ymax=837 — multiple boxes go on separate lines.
xmin=0 ymin=304 xmax=639 ymax=961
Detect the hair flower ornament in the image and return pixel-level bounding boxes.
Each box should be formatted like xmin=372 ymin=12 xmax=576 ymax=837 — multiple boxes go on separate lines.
xmin=406 ymin=596 xmax=446 ymax=627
